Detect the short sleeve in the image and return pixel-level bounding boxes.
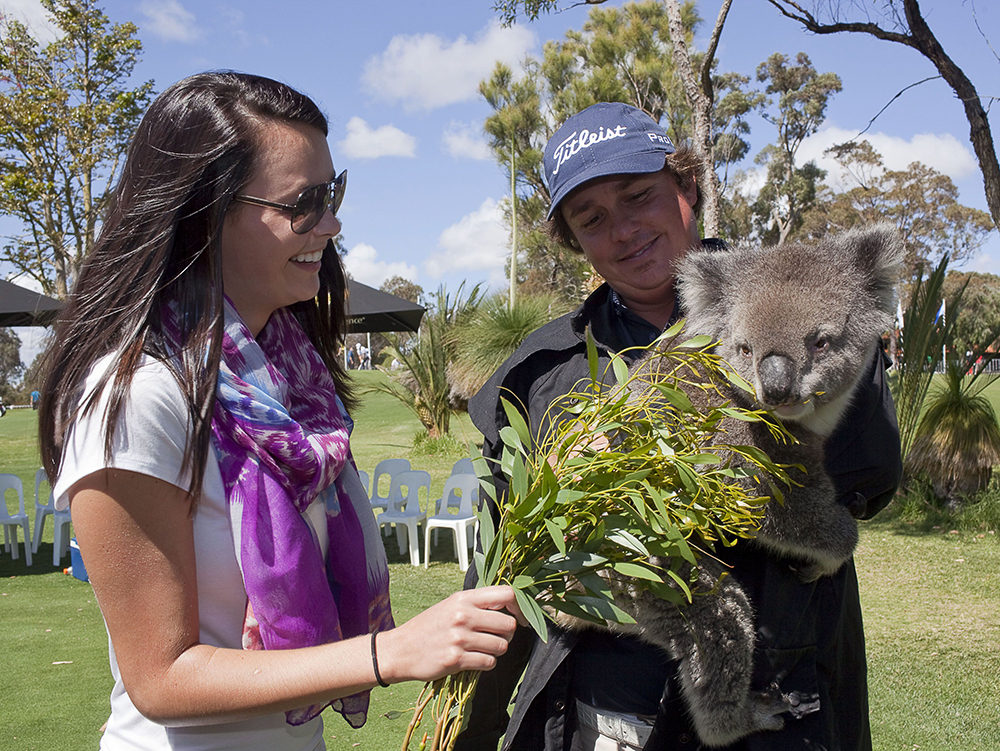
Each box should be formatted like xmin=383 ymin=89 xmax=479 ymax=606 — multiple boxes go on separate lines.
xmin=54 ymin=356 xmax=193 ymax=510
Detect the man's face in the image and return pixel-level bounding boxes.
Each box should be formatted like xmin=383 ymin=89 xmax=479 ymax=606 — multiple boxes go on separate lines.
xmin=560 ymin=169 xmax=699 ymax=316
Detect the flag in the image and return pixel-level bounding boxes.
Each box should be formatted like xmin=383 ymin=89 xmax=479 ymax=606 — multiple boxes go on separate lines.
xmin=934 ymin=298 xmax=946 ymax=324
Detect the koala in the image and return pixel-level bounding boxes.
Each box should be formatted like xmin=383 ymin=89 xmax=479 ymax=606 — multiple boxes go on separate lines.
xmin=555 ymin=224 xmax=903 ymax=747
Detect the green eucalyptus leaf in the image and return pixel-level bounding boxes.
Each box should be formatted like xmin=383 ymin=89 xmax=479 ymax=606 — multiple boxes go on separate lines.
xmin=681 ymin=453 xmax=723 ymax=465
xmin=501 ymin=397 xmax=532 ymax=448
xmin=547 ymin=597 xmax=607 ymax=626
xmin=612 ymin=561 xmax=663 ymax=581
xmin=585 ymin=327 xmax=600 ymax=384
xmin=606 ymin=528 xmax=650 ymax=556
xmin=611 ymin=354 xmax=629 ymax=388
xmin=659 ymin=318 xmax=685 ymax=341
xmin=571 ymin=595 xmax=636 ymax=625
xmin=651 ymin=383 xmax=694 ymax=413
xmin=544 ymin=518 xmax=568 ymax=556
xmin=677 ymin=334 xmax=713 ymax=350
xmin=499 ymin=425 xmax=525 ymax=454
xmin=513 ymin=587 xmax=549 ymax=642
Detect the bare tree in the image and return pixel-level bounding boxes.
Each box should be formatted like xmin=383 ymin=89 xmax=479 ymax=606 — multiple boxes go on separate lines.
xmin=767 ymin=0 xmax=1000 ymax=231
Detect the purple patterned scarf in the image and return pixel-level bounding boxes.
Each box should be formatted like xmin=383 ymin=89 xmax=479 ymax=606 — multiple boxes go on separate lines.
xmin=201 ymin=300 xmax=393 ymax=727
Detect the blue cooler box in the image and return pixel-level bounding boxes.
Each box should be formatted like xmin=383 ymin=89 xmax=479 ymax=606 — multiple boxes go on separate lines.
xmin=70 ymin=539 xmax=89 ymax=582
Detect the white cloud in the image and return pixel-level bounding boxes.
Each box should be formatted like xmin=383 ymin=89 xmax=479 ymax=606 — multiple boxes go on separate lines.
xmin=425 ymin=198 xmax=509 ymax=283
xmin=798 ymin=126 xmax=978 ymax=190
xmin=339 ymin=117 xmax=416 ymax=159
xmin=363 ymin=22 xmax=535 ymax=111
xmin=0 ymin=0 xmax=60 ymax=42
xmin=344 ymin=242 xmax=419 ymax=288
xmin=442 ymin=121 xmax=492 ymax=161
xmin=139 ymin=0 xmax=203 ymax=43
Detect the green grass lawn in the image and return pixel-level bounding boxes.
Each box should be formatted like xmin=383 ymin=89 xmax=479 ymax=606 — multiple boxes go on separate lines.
xmin=1 ymin=372 xmax=999 ymax=750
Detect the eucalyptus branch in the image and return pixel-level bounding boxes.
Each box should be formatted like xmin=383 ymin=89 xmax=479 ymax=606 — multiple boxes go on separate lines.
xmin=401 ymin=321 xmax=794 ymax=750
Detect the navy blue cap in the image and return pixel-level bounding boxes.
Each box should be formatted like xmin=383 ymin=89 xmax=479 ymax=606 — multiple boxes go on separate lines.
xmin=544 ymin=102 xmax=675 ymax=220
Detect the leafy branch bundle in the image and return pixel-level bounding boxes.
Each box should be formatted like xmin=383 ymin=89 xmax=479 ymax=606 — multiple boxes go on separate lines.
xmin=401 ymin=322 xmax=794 ymax=751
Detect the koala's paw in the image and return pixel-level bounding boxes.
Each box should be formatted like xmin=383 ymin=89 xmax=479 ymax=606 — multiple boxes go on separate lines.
xmin=691 ymin=688 xmax=791 ymax=747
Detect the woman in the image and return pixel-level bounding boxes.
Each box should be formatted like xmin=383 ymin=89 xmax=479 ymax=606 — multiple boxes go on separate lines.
xmin=39 ymin=71 xmax=520 ymax=751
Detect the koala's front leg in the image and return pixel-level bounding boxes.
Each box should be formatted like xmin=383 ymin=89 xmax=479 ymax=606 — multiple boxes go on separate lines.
xmin=757 ymin=466 xmax=859 ymax=582
xmin=613 ymin=559 xmax=792 ymax=747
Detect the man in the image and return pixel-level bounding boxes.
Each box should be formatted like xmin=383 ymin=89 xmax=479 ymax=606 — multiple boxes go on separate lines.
xmin=457 ymin=102 xmax=901 ymax=751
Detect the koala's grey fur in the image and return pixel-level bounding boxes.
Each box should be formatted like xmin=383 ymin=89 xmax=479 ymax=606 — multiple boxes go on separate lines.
xmin=556 ymin=224 xmax=903 ymax=747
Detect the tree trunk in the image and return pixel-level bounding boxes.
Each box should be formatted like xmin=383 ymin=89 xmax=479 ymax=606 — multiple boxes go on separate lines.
xmin=663 ymin=0 xmax=731 ymax=238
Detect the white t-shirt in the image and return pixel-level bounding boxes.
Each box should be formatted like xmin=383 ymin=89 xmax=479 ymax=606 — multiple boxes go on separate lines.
xmin=54 ymin=354 xmax=325 ymax=751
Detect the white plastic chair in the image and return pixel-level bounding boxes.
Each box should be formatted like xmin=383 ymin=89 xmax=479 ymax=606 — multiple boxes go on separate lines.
xmin=370 ymin=458 xmax=410 ymax=515
xmin=31 ymin=469 xmax=72 ymax=568
xmin=424 ymin=473 xmax=480 ymax=572
xmin=376 ymin=469 xmax=429 ymax=566
xmin=450 ymin=457 xmax=475 ymax=476
xmin=0 ymin=473 xmax=33 ymax=567
xmin=32 ymin=468 xmax=72 ymax=565
xmin=430 ymin=458 xmax=478 ymax=546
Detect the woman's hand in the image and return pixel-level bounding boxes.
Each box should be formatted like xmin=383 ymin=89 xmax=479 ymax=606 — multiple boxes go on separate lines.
xmin=377 ymin=587 xmax=525 ymax=684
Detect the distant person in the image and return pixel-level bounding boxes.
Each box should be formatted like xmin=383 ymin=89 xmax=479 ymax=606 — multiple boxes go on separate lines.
xmin=31 ymin=390 xmax=40 ymax=410
xmin=0 ymin=396 xmax=6 ymax=417
xmin=39 ymin=71 xmax=522 ymax=751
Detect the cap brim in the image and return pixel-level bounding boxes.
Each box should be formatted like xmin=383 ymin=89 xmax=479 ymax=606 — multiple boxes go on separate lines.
xmin=546 ymin=150 xmax=670 ymax=220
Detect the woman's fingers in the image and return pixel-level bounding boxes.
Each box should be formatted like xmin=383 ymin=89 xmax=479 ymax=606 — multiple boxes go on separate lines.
xmin=380 ymin=586 xmax=525 ymax=683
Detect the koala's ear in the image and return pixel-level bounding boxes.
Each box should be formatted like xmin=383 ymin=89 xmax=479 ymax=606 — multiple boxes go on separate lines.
xmin=842 ymin=223 xmax=905 ymax=313
xmin=677 ymin=246 xmax=731 ymax=319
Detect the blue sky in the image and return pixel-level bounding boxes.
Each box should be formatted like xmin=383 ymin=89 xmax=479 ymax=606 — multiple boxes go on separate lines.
xmin=2 ymin=0 xmax=999 ymax=364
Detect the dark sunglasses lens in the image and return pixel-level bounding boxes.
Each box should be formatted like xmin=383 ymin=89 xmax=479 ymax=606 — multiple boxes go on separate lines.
xmin=290 ymin=183 xmax=330 ymax=234
xmin=332 ymin=172 xmax=346 ymax=214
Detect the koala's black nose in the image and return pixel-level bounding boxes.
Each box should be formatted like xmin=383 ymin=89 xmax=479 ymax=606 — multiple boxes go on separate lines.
xmin=758 ymin=354 xmax=796 ymax=405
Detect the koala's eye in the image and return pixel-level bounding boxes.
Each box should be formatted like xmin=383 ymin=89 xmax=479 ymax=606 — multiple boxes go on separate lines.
xmin=739 ymin=343 xmax=752 ymax=358
xmin=813 ymin=337 xmax=829 ymax=353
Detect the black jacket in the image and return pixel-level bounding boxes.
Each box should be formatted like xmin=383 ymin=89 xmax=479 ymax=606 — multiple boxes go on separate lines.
xmin=457 ymin=282 xmax=902 ymax=751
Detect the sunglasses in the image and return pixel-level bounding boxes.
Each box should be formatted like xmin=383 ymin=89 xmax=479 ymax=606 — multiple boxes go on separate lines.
xmin=232 ymin=169 xmax=347 ymax=234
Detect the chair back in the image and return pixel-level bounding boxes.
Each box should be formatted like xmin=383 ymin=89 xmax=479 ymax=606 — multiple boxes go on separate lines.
xmin=0 ymin=473 xmax=26 ymax=518
xmin=372 ymin=458 xmax=410 ymax=502
xmin=450 ymin=457 xmax=475 ymax=476
xmin=434 ymin=473 xmax=480 ymax=517
xmin=34 ymin=468 xmax=53 ymax=511
xmin=388 ymin=470 xmax=431 ymax=513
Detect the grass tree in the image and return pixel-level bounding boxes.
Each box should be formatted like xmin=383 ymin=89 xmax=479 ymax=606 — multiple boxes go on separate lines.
xmin=890 ymin=256 xmax=955 ymax=459
xmin=894 ymin=256 xmax=1000 ymax=509
xmin=449 ymin=290 xmax=572 ymax=403
xmin=368 ymin=283 xmax=481 ymax=438
xmin=906 ymin=358 xmax=1000 ymax=510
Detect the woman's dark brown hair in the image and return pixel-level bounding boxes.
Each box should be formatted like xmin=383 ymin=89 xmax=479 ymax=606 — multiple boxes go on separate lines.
xmin=546 ymin=143 xmax=705 ymax=252
xmin=39 ymin=71 xmax=353 ymax=498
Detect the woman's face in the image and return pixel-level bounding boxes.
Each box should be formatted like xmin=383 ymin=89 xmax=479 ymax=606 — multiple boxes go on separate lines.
xmin=221 ymin=121 xmax=342 ymax=335
xmin=560 ymin=169 xmax=699 ymax=322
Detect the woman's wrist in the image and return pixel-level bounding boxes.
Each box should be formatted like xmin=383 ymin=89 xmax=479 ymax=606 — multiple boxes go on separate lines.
xmin=371 ymin=631 xmax=390 ymax=688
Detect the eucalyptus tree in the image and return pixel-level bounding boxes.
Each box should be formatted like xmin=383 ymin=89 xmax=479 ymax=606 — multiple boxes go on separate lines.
xmin=0 ymin=0 xmax=153 ymax=298
xmin=752 ymin=52 xmax=841 ymax=245
xmin=798 ymin=141 xmax=993 ymax=280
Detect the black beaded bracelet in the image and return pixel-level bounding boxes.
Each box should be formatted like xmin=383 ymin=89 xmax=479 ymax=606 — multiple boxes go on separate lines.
xmin=371 ymin=631 xmax=389 ymax=688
